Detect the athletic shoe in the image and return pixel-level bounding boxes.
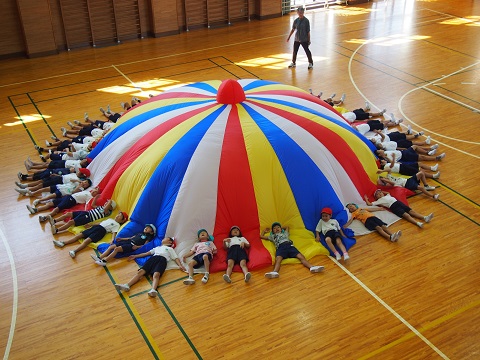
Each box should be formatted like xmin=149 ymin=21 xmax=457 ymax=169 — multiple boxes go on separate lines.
xmin=317 ymin=91 xmax=323 ymax=98
xmin=148 ymin=289 xmax=157 ymax=297
xmin=428 ymin=149 xmax=437 ymax=156
xmin=45 ymin=140 xmax=52 ymax=147
xmin=50 ymin=225 xmax=57 ymax=235
xmin=310 ymin=266 xmax=325 ymax=273
xmin=120 ymin=102 xmax=126 ymax=110
xmin=223 ymin=274 xmax=231 ymax=283
xmin=436 ymin=153 xmax=446 ymax=160
xmin=95 ymin=259 xmax=107 ymax=267
xmin=380 ymin=108 xmax=387 ymax=115
xmin=424 ymin=213 xmax=434 ymax=223
xmin=417 ymin=131 xmax=424 ymax=136
xmin=396 ymin=230 xmax=402 ymax=240
xmin=52 ymin=240 xmax=64 ymax=247
xmin=395 ymin=118 xmax=403 ymax=124
xmin=340 ymin=93 xmax=346 ymax=102
xmin=343 ymin=253 xmax=350 ymax=260
xmin=67 ymin=121 xmax=74 ymax=128
xmin=308 ymin=63 xmax=313 ymax=69
xmin=61 ymin=127 xmax=67 ymax=136
xmin=47 ymin=215 xmax=55 ymax=226
xmin=51 ymin=135 xmax=59 ymax=141
xmin=90 ymin=254 xmax=101 ymax=262
xmin=424 ymin=185 xmax=436 ymax=191
xmin=430 ymin=144 xmax=439 ymax=150
xmin=417 ymin=222 xmax=424 ymax=228
xmin=74 ymin=120 xmax=81 ymax=125
xmin=84 ymin=112 xmax=89 ymax=120
xmin=15 ymin=188 xmax=28 ymax=195
xmin=15 ymin=181 xmax=27 ymax=189
xmin=390 ymin=113 xmax=396 ymax=122
xmin=24 ymin=160 xmax=31 ymax=171
xmin=106 ymin=104 xmax=111 ymax=113
xmin=364 ymin=101 xmax=371 ymax=111
xmin=38 ymin=215 xmax=47 ymax=223
xmin=335 ymin=253 xmax=342 ymax=260
xmin=265 ymin=271 xmax=279 ymax=279
xmin=202 ymin=273 xmax=209 ymax=284
xmin=17 ymin=172 xmax=24 ymax=181
xmin=330 ymin=93 xmax=336 ymax=99
xmin=425 ymin=136 xmax=431 ymax=145
xmin=69 ymin=250 xmax=76 ymax=258
xmin=32 ymin=199 xmax=40 ymax=206
xmin=99 ymin=107 xmax=106 ymax=114
xmin=430 ymin=163 xmax=439 ymax=171
xmin=433 ymin=194 xmax=440 ymax=200
xmin=114 ymin=283 xmax=130 ymax=292
xmin=26 ymin=204 xmax=37 ymax=214
xmin=433 ymin=171 xmax=441 ymax=179
xmin=183 ymin=277 xmax=195 ymax=285
xmin=244 ymin=272 xmax=252 ymax=283
xmin=407 ymin=125 xmax=412 ymax=134
xmin=288 ymin=62 xmax=296 ymax=68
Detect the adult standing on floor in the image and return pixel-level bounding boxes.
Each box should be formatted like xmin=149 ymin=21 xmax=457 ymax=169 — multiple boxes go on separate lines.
xmin=287 ymin=6 xmax=313 ymax=70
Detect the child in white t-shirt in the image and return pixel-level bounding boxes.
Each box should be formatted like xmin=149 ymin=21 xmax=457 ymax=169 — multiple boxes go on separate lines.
xmin=315 ymin=207 xmax=349 ymax=261
xmin=183 ymin=229 xmax=217 ymax=285
xmin=114 ymin=237 xmax=186 ymax=297
xmin=222 ymin=225 xmax=251 ymax=284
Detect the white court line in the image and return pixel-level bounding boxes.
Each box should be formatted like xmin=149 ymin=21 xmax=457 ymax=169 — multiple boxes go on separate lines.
xmin=111 ymin=64 xmax=140 ymax=89
xmin=0 ymin=227 xmax=18 ymax=360
xmin=331 ymin=257 xmax=450 ymax=359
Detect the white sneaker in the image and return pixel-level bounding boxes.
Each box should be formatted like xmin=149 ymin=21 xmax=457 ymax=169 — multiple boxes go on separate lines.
xmin=15 ymin=188 xmax=28 ymax=195
xmin=115 ymin=283 xmax=130 ymax=292
xmin=425 ymin=136 xmax=431 ymax=145
xmin=407 ymin=125 xmax=412 ymax=134
xmin=183 ymin=277 xmax=195 ymax=285
xmin=433 ymin=194 xmax=440 ymax=200
xmin=99 ymin=107 xmax=105 ymax=114
xmin=90 ymin=254 xmax=101 ymax=262
xmin=396 ymin=230 xmax=402 ymax=241
xmin=340 ymin=93 xmax=346 ymax=102
xmin=183 ymin=276 xmax=195 ymax=285
xmin=428 ymin=149 xmax=437 ymax=156
xmin=223 ymin=274 xmax=231 ymax=283
xmin=364 ymin=101 xmax=371 ymax=111
xmin=380 ymin=109 xmax=387 ymax=115
xmin=74 ymin=120 xmax=81 ymax=125
xmin=308 ymin=63 xmax=313 ymax=69
xmin=417 ymin=222 xmax=424 ymax=228
xmin=148 ymin=289 xmax=157 ymax=297
xmin=310 ymin=265 xmax=325 ymax=273
xmin=95 ymin=259 xmax=107 ymax=266
xmin=67 ymin=121 xmax=74 ymax=128
xmin=244 ymin=272 xmax=252 ymax=283
xmin=288 ymin=62 xmax=296 ymax=68
xmin=335 ymin=253 xmax=342 ymax=260
xmin=265 ymin=271 xmax=279 ymax=278
xmin=424 ymin=185 xmax=436 ymax=191
xmin=69 ymin=250 xmax=76 ymax=258
xmin=33 ymin=199 xmax=40 ymax=207
xmin=47 ymin=215 xmax=55 ymax=226
xmin=433 ymin=171 xmax=440 ymax=179
xmin=436 ymin=153 xmax=446 ymax=160
xmin=430 ymin=144 xmax=439 ymax=150
xmin=45 ymin=140 xmax=51 ymax=147
xmin=84 ymin=112 xmax=89 ymax=120
xmin=390 ymin=232 xmax=398 ymax=242
xmin=52 ymin=240 xmax=64 ymax=247
xmin=202 ymin=273 xmax=209 ymax=284
xmin=343 ymin=253 xmax=350 ymax=260
xmin=424 ymin=213 xmax=434 ymax=223
xmin=430 ymin=163 xmax=439 ymax=171
xmin=308 ymin=88 xmax=313 ymax=95
xmin=390 ymin=113 xmax=396 ymax=122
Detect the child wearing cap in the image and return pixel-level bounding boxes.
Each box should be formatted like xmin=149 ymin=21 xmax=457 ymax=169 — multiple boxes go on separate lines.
xmin=364 ymin=190 xmax=433 ymax=228
xmin=52 ymin=211 xmax=128 ymax=258
xmin=114 ymin=237 xmax=185 ymax=297
xmin=48 ymin=198 xmax=116 ymax=234
xmin=222 ymin=225 xmax=251 ymax=283
xmin=315 ymin=208 xmax=349 ymax=261
xmin=344 ymin=203 xmax=401 ymax=242
xmin=183 ymin=229 xmax=217 ymax=285
xmin=92 ymin=223 xmax=156 ymax=266
xmin=260 ymin=222 xmax=325 ymax=279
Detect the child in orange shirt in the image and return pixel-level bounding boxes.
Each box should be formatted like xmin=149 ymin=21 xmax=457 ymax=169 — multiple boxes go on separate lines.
xmin=344 ymin=203 xmax=401 ymax=242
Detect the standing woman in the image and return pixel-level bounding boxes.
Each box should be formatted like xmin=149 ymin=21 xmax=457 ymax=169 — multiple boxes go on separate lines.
xmin=287 ymin=6 xmax=313 ymax=69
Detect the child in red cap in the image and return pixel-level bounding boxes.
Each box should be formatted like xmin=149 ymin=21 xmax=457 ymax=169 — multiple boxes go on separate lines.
xmin=315 ymin=207 xmax=349 ymax=261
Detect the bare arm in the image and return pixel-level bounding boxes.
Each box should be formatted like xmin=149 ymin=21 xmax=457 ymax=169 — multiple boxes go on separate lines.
xmin=364 ymin=194 xmax=373 ymax=206
xmin=260 ymin=228 xmax=271 ymax=241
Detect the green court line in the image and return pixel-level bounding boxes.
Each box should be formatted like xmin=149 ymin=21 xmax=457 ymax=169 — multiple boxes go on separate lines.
xmin=8 ymin=96 xmax=36 ymax=144
xmin=26 ymin=93 xmax=56 ymax=138
xmin=96 ymin=249 xmax=202 ymax=359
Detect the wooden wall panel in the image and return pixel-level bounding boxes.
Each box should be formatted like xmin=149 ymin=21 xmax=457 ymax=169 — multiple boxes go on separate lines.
xmin=114 ymin=0 xmax=141 ymax=41
xmin=16 ymin=0 xmax=58 ymax=57
xmin=208 ymin=0 xmax=227 ymax=26
xmin=185 ymin=0 xmax=207 ymax=29
xmin=0 ymin=0 xmax=24 ymax=57
xmin=150 ymin=0 xmax=180 ymax=37
xmin=229 ymin=0 xmax=250 ymax=22
xmin=59 ymin=0 xmax=91 ymax=50
xmin=256 ymin=0 xmax=281 ymax=19
xmin=48 ymin=0 xmax=67 ymax=51
xmin=88 ymin=0 xmax=117 ymax=46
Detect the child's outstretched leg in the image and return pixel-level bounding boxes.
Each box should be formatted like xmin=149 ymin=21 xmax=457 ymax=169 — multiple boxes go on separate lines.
xmin=202 ymin=254 xmax=210 ymax=284
xmin=405 ymin=209 xmax=433 ymax=227
xmin=149 ymin=272 xmax=160 ymax=297
xmin=239 ymin=259 xmax=251 ymax=283
xmin=335 ymin=236 xmax=349 ymax=260
xmin=69 ymin=238 xmax=93 ymax=258
xmin=115 ymin=269 xmax=147 ymax=293
xmin=223 ymin=259 xmax=235 ymax=283
xmin=265 ymin=256 xmax=283 ymax=279
xmin=324 ymin=237 xmax=341 ymax=260
xmin=296 ymin=253 xmax=325 ymax=273
xmin=183 ymin=260 xmax=197 ymax=285
xmin=376 ymin=225 xmax=401 ymax=242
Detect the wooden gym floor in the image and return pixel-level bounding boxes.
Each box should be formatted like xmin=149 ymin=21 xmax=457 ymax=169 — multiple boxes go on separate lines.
xmin=0 ymin=1 xmax=479 ymax=359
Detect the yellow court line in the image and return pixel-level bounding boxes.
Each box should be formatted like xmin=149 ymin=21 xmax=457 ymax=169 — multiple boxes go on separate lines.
xmin=358 ymin=298 xmax=480 ymax=359
xmin=108 ymin=271 xmax=165 ymax=360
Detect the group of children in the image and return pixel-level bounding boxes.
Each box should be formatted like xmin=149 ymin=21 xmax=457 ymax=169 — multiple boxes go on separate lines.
xmin=13 ymin=91 xmax=444 ymax=298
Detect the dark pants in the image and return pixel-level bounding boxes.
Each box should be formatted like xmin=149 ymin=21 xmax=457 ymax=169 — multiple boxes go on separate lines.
xmin=292 ymin=41 xmax=313 ymax=64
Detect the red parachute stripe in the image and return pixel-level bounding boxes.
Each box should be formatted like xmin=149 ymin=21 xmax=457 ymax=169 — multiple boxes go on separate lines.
xmin=210 ymin=105 xmax=272 ymax=272
xmin=97 ymin=104 xmax=217 ymax=202
xmin=250 ymin=101 xmax=376 ymax=197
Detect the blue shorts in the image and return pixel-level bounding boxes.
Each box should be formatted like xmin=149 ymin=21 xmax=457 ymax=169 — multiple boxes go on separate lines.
xmin=81 ymin=225 xmax=107 ymax=243
xmin=324 ymin=230 xmax=342 ymax=245
xmin=389 ymin=201 xmax=411 ymax=218
xmin=364 ymin=216 xmax=387 ymax=231
xmin=275 ymin=242 xmax=300 ymax=259
xmin=72 ymin=211 xmax=93 ymax=226
xmin=405 ymin=176 xmax=420 ymax=191
xmin=192 ymin=253 xmax=212 ymax=268
xmin=53 ymin=195 xmax=76 ymax=210
xmin=141 ymin=255 xmax=167 ymax=276
xmin=226 ymin=245 xmax=249 ymax=264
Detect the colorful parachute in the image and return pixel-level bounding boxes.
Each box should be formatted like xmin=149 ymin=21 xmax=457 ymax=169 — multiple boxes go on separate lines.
xmin=90 ymin=79 xmax=379 ymax=271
